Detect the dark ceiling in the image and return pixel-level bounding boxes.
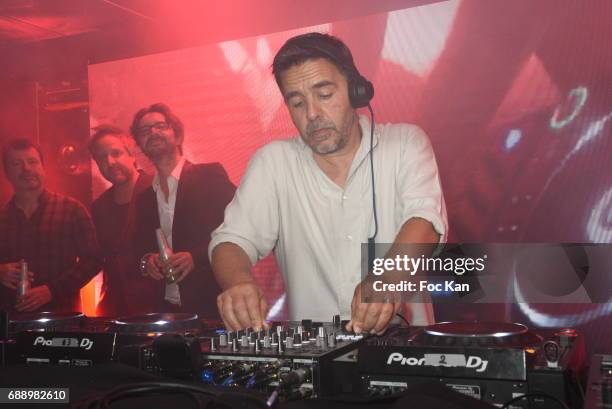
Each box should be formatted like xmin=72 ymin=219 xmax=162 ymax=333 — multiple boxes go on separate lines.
xmin=0 ymin=0 xmax=429 ymax=82
xmin=0 ymin=0 xmax=149 ymax=44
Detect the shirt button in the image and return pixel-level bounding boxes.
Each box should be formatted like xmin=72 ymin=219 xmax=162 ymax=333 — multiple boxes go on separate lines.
xmin=342 ymin=195 xmax=348 ymax=200
xmin=347 ymin=235 xmax=353 ymax=240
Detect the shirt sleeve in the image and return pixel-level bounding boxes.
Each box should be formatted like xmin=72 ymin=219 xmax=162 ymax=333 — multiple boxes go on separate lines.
xmin=47 ymin=201 xmax=103 ymax=300
xmin=396 ymin=125 xmax=448 ymax=242
xmin=209 ymin=146 xmax=280 ymax=265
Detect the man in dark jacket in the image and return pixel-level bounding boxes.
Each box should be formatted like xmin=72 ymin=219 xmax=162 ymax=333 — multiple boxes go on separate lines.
xmin=131 ymin=103 xmax=235 ymax=318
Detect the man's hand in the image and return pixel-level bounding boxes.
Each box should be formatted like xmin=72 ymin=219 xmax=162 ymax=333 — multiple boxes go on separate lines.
xmin=166 ymin=252 xmax=195 ymax=283
xmin=217 ymin=282 xmax=268 ymax=331
xmin=346 ymin=280 xmax=401 ymax=335
xmin=15 ymin=285 xmax=52 ymax=312
xmin=143 ymin=253 xmax=165 ymax=280
xmin=0 ymin=262 xmax=34 ymax=290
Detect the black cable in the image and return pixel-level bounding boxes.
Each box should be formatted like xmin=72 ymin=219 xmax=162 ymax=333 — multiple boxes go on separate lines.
xmin=395 ymin=312 xmax=410 ymax=326
xmin=101 ymin=384 xmax=204 ymax=409
xmin=576 ymin=374 xmax=586 ymax=400
xmin=367 ymin=103 xmax=378 ymax=271
xmin=500 ymin=392 xmax=570 ymax=409
xmin=70 ymin=381 xmax=269 ymax=409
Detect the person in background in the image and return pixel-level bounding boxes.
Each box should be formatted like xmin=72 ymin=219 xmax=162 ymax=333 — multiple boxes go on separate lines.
xmin=0 ymin=138 xmax=101 ymax=313
xmin=131 ymin=103 xmax=235 ymax=318
xmin=89 ymin=124 xmax=158 ymax=316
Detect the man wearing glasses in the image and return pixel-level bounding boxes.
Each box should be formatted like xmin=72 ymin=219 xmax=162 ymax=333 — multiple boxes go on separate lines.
xmin=130 ymin=103 xmax=235 ymax=317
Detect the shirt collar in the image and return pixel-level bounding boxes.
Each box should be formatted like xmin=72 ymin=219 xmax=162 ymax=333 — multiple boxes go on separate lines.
xmin=352 ymin=114 xmax=380 ymax=166
xmin=296 ymin=114 xmax=380 ymax=178
xmin=152 ymin=156 xmax=186 ymax=192
xmin=8 ymin=189 xmax=50 ymax=209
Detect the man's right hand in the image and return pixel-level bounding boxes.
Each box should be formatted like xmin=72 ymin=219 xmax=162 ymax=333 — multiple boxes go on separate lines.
xmin=217 ymin=282 xmax=268 ymax=331
xmin=0 ymin=262 xmax=33 ymax=290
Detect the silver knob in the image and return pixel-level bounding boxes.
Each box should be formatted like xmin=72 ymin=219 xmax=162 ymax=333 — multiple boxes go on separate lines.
xmin=241 ymin=335 xmax=249 ymax=348
xmin=210 ymin=337 xmax=216 ymax=352
xmin=278 ymin=339 xmax=285 ymax=354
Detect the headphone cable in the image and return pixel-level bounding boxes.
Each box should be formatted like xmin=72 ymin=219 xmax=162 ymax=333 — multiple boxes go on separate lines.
xmin=367 ymin=103 xmax=378 ymax=270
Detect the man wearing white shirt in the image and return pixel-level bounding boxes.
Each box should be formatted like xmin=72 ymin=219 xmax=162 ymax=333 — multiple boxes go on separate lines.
xmin=132 ymin=103 xmax=235 ymax=316
xmin=210 ymin=33 xmax=447 ymax=333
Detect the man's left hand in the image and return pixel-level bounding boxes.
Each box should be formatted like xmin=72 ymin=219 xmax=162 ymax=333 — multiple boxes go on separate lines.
xmin=166 ymin=252 xmax=195 ymax=283
xmin=15 ymin=285 xmax=52 ymax=312
xmin=346 ymin=280 xmax=401 ymax=335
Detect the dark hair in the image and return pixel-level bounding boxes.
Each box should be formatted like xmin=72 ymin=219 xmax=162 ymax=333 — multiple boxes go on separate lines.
xmin=272 ymin=32 xmax=360 ymax=92
xmin=88 ymin=124 xmax=130 ymax=155
xmin=129 ymin=103 xmax=184 ymax=154
xmin=2 ymin=138 xmax=44 ymax=173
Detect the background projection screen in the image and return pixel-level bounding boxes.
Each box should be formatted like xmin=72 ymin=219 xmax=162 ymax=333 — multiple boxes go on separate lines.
xmin=89 ymin=1 xmax=612 ymax=354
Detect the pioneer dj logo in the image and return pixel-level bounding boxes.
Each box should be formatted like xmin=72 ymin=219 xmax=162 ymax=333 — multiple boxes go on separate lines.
xmin=33 ymin=336 xmax=94 ymax=351
xmin=386 ymin=352 xmax=488 ymax=373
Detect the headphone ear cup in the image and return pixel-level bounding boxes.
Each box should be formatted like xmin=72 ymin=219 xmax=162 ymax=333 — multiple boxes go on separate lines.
xmin=348 ymin=75 xmax=374 ymax=108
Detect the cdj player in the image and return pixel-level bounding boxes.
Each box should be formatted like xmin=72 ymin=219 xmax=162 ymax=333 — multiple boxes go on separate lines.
xmin=356 ymin=322 xmax=586 ymax=408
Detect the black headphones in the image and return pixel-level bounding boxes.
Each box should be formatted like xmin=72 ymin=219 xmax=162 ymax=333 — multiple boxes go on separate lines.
xmin=290 ymin=33 xmax=375 ymax=108
xmin=347 ymin=73 xmax=375 ymax=109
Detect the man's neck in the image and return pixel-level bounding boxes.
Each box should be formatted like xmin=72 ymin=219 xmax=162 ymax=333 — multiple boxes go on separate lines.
xmin=112 ymin=170 xmax=139 ymax=205
xmin=313 ymin=120 xmax=362 ymax=188
xmin=14 ymin=188 xmax=43 ymax=219
xmin=155 ymin=152 xmax=182 ymax=179
xmin=155 ymin=152 xmax=182 ymax=202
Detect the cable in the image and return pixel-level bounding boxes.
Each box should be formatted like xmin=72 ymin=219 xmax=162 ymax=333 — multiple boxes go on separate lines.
xmin=366 ymin=103 xmax=378 ymax=270
xmin=395 ymin=313 xmax=410 ymax=326
xmin=101 ymin=384 xmax=203 ymax=409
xmin=500 ymin=392 xmax=570 ymax=409
xmin=576 ymin=375 xmax=586 ymax=400
xmin=70 ymin=381 xmax=269 ymax=409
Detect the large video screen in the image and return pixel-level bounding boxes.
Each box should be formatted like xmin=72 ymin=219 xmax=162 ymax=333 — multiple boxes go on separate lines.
xmin=89 ymin=1 xmax=612 ymax=352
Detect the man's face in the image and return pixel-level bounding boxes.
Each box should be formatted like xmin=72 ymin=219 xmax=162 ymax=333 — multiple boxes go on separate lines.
xmin=91 ymin=135 xmax=136 ymax=186
xmin=134 ymin=112 xmax=181 ymax=161
xmin=280 ymin=58 xmax=356 ymax=155
xmin=4 ymin=147 xmax=45 ymax=193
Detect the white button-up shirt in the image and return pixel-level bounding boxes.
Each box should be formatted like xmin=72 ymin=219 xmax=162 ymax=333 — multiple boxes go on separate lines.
xmin=210 ymin=116 xmax=447 ymax=323
xmin=152 ymin=156 xmax=186 ymax=304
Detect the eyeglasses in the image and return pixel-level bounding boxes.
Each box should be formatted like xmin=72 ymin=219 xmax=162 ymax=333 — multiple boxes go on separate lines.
xmin=135 ymin=121 xmax=171 ymax=137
